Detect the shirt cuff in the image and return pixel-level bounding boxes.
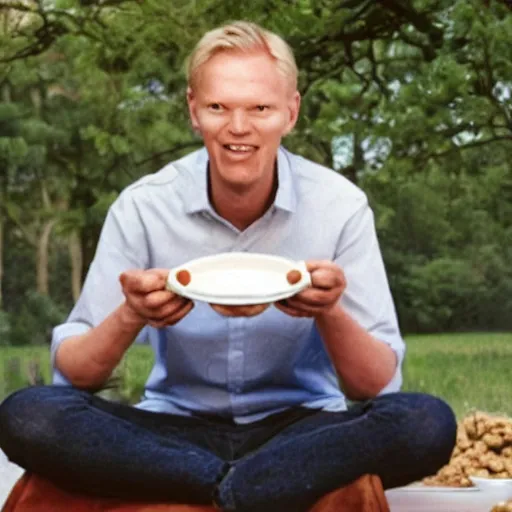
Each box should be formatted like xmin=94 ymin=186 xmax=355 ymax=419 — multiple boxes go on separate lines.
xmin=50 ymin=322 xmax=91 ymax=385
xmin=376 ymin=341 xmax=404 ymax=395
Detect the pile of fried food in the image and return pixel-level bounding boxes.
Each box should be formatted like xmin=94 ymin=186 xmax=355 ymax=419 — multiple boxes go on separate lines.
xmin=423 ymin=411 xmax=512 ymax=512
xmin=492 ymin=502 xmax=512 ymax=512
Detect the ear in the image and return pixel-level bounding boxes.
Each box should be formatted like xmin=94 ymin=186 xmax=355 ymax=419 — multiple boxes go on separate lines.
xmin=283 ymin=90 xmax=301 ymax=136
xmin=187 ymin=86 xmax=200 ymax=133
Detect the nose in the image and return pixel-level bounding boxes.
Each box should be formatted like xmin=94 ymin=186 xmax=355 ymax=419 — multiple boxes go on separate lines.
xmin=228 ymin=109 xmax=251 ymax=135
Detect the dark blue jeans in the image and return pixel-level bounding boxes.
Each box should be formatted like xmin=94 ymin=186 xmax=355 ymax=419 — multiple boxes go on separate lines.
xmin=0 ymin=386 xmax=456 ymax=512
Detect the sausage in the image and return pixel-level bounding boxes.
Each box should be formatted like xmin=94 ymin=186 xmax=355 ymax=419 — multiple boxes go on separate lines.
xmin=176 ymin=269 xmax=191 ymax=286
xmin=286 ymin=269 xmax=302 ymax=285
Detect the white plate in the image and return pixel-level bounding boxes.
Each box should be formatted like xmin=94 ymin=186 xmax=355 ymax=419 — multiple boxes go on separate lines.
xmin=469 ymin=476 xmax=512 ymax=501
xmin=166 ymin=252 xmax=312 ymax=305
xmin=386 ymin=488 xmax=490 ymax=512
xmin=386 ymin=482 xmax=508 ymax=512
xmin=390 ymin=483 xmax=477 ymax=492
xmin=470 ymin=476 xmax=512 ymax=488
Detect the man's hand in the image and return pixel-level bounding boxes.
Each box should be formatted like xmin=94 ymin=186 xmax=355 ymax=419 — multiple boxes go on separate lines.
xmin=119 ymin=269 xmax=194 ymax=328
xmin=275 ymin=260 xmax=346 ymax=319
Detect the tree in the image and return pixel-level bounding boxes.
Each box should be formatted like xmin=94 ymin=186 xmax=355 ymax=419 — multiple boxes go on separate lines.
xmin=0 ymin=0 xmax=510 ymax=335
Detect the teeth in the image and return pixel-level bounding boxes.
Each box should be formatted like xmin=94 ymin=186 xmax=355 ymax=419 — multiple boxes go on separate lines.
xmin=226 ymin=145 xmax=253 ymax=152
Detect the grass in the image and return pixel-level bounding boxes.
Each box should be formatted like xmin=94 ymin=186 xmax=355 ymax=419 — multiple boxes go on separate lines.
xmin=0 ymin=344 xmax=154 ymax=404
xmin=401 ymin=332 xmax=512 ymax=419
xmin=1 ymin=333 xmax=511 ymax=419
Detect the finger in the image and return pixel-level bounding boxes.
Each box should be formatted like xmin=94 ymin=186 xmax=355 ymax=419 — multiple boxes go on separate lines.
xmin=280 ymin=297 xmax=326 ymax=315
xmin=127 ymin=294 xmax=190 ymax=321
xmin=143 ymin=290 xmax=180 ymax=309
xmin=305 ymin=260 xmax=338 ymax=273
xmin=288 ymin=287 xmax=340 ymax=308
xmin=120 ymin=269 xmax=169 ymax=294
xmin=148 ymin=298 xmax=193 ymax=324
xmin=145 ymin=296 xmax=192 ymax=321
xmin=284 ymin=286 xmax=343 ymax=312
xmin=274 ymin=300 xmax=313 ymax=318
xmin=310 ymin=268 xmax=345 ymax=290
xmin=149 ymin=301 xmax=195 ymax=328
xmin=210 ymin=303 xmax=270 ymax=317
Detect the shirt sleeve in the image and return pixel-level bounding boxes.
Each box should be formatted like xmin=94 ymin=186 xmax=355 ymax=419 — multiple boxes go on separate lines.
xmin=334 ymin=196 xmax=405 ymax=395
xmin=51 ymin=192 xmax=150 ymax=385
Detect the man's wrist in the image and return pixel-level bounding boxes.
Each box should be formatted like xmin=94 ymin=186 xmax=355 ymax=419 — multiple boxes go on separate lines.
xmin=117 ymin=302 xmax=147 ymax=331
xmin=314 ymin=303 xmax=344 ymax=323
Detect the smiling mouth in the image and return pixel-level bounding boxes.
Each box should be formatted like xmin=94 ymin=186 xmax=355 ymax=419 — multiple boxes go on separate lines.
xmin=223 ymin=144 xmax=258 ymax=153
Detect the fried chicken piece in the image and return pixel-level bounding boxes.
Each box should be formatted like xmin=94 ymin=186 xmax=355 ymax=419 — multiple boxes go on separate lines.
xmin=484 ymin=433 xmax=505 ymax=450
xmin=481 ymin=452 xmax=505 ymax=473
xmin=502 ymin=447 xmax=512 ymax=458
xmin=490 ymin=501 xmax=512 ymax=512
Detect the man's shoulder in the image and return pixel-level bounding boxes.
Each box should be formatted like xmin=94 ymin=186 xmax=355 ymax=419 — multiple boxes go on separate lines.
xmin=284 ymin=148 xmax=366 ymax=203
xmin=121 ymin=148 xmax=203 ymax=198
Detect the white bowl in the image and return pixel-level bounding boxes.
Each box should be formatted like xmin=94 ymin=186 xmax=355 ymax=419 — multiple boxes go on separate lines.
xmin=469 ymin=476 xmax=512 ymax=502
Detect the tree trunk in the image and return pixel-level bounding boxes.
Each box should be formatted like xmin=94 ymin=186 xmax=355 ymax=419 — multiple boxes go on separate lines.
xmin=0 ymin=216 xmax=3 ymax=309
xmin=36 ymin=218 xmax=57 ymax=296
xmin=81 ymin=223 xmax=101 ymax=285
xmin=68 ymin=230 xmax=83 ymax=302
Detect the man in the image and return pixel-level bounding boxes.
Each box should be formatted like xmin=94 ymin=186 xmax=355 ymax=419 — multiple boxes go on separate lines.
xmin=0 ymin=21 xmax=456 ymax=512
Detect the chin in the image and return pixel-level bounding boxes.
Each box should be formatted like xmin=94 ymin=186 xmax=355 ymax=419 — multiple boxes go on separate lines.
xmin=221 ymin=175 xmax=260 ymax=193
xmin=216 ymin=163 xmax=261 ymax=186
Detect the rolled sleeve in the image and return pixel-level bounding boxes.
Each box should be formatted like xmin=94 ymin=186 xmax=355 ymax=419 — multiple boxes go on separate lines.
xmin=335 ymin=197 xmax=405 ymax=394
xmin=51 ymin=322 xmax=91 ymax=385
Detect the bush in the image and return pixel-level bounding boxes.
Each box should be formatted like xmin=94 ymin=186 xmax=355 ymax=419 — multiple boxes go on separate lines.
xmin=395 ymin=254 xmax=512 ymax=333
xmin=398 ymin=258 xmax=486 ymax=332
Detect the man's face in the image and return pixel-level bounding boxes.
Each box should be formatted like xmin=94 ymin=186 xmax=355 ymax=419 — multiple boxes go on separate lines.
xmin=187 ymin=51 xmax=300 ymax=193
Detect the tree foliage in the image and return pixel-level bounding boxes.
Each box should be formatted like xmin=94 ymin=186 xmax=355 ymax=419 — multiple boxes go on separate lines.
xmin=0 ymin=0 xmax=510 ymax=338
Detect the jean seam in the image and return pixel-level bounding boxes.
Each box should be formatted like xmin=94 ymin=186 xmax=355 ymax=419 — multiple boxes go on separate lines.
xmin=215 ymin=465 xmax=237 ymax=510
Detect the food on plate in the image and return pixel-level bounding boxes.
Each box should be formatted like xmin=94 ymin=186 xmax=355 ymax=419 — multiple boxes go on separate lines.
xmin=286 ymin=269 xmax=302 ymax=285
xmin=209 ymin=303 xmax=270 ymax=317
xmin=423 ymin=411 xmax=512 ymax=488
xmin=176 ymin=269 xmax=191 ymax=286
xmin=491 ymin=500 xmax=512 ymax=512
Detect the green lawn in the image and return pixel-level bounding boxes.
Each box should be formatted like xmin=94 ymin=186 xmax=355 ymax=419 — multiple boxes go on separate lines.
xmin=1 ymin=333 xmax=511 ymax=419
xmin=401 ymin=332 xmax=512 ymax=418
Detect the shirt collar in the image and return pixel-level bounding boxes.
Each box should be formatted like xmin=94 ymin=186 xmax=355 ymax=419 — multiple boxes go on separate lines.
xmin=182 ymin=148 xmax=210 ymax=214
xmin=182 ymin=146 xmax=297 ymax=215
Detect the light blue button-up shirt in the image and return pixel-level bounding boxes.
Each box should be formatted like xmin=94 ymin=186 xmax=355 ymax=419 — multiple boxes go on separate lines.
xmin=51 ymin=147 xmax=405 ymax=424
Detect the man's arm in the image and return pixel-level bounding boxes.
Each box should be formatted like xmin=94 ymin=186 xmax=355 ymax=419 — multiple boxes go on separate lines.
xmin=276 ymin=200 xmax=404 ymax=400
xmin=55 ymin=269 xmax=193 ymax=390
xmin=278 ymin=260 xmax=397 ymax=400
xmin=55 ymin=302 xmax=146 ymax=390
xmin=314 ymin=305 xmax=397 ymax=400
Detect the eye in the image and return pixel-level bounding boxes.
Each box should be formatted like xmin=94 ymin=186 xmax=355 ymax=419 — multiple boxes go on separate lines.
xmin=255 ymin=105 xmax=270 ymax=112
xmin=208 ymin=103 xmax=224 ymax=112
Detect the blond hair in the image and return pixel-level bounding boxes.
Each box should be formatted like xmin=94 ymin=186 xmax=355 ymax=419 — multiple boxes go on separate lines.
xmin=187 ymin=21 xmax=298 ymax=90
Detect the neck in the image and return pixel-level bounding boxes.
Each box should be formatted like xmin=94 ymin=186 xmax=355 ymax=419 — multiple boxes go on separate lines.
xmin=209 ymin=172 xmax=278 ymax=231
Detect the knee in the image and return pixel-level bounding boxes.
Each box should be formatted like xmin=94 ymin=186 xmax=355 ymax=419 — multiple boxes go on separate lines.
xmin=399 ymin=393 xmax=457 ymax=466
xmin=0 ymin=385 xmax=86 ymax=454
